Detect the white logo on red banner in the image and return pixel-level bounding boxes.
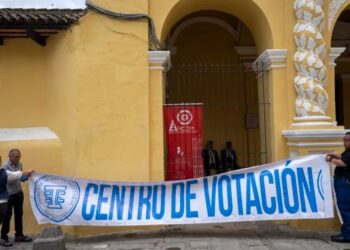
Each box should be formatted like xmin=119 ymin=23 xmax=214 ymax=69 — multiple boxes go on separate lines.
xmin=176 ymin=110 xmax=193 ymax=125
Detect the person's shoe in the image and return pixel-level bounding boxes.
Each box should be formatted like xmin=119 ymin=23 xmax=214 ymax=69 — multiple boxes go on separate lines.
xmin=330 ymin=234 xmax=350 ymax=243
xmin=14 ymin=235 xmax=32 ymax=242
xmin=0 ymin=238 xmax=12 ymax=247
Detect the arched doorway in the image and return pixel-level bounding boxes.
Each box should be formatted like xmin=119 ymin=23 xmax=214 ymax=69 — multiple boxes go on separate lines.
xmin=165 ymin=11 xmax=262 ymax=169
xmin=332 ymin=7 xmax=350 ymax=129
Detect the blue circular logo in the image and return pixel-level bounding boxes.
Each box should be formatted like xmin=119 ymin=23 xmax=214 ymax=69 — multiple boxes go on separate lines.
xmin=317 ymin=170 xmax=324 ymax=200
xmin=34 ymin=175 xmax=80 ymax=222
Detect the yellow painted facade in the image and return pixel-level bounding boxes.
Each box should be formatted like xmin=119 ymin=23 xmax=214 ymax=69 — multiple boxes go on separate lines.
xmin=0 ymin=0 xmax=350 ymax=235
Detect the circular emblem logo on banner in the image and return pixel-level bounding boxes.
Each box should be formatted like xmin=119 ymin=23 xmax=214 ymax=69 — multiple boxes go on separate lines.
xmin=317 ymin=170 xmax=324 ymax=200
xmin=34 ymin=175 xmax=80 ymax=222
xmin=177 ymin=110 xmax=193 ymax=125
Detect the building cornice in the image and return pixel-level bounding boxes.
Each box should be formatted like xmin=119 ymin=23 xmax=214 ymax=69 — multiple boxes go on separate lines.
xmin=252 ymin=49 xmax=288 ymax=73
xmin=148 ymin=51 xmax=171 ymax=71
xmin=329 ymin=47 xmax=346 ymax=67
xmin=282 ymin=129 xmax=349 ymax=141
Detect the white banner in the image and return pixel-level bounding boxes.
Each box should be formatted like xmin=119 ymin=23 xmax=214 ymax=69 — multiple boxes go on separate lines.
xmin=29 ymin=154 xmax=333 ymax=226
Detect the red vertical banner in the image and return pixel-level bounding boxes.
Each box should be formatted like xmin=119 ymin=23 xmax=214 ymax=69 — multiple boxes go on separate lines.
xmin=164 ymin=104 xmax=204 ymax=180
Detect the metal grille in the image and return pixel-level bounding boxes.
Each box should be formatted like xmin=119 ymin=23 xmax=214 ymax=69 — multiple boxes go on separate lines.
xmin=165 ymin=63 xmax=270 ymax=167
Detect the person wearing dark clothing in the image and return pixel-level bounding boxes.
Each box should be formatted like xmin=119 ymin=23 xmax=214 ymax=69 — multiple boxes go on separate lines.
xmin=1 ymin=149 xmax=33 ymax=245
xmin=0 ymin=155 xmax=33 ymax=247
xmin=202 ymin=140 xmax=220 ymax=176
xmin=327 ymin=132 xmax=350 ymax=243
xmin=220 ymin=141 xmax=239 ymax=172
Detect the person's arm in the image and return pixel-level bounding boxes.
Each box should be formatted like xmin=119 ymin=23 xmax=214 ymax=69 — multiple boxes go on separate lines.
xmin=326 ymin=152 xmax=341 ymax=160
xmin=329 ymin=158 xmax=347 ymax=166
xmin=6 ymin=170 xmax=22 ymax=181
xmin=6 ymin=169 xmax=34 ymax=182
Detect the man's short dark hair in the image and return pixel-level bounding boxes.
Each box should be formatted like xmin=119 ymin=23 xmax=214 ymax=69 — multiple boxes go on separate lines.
xmin=8 ymin=148 xmax=21 ymax=157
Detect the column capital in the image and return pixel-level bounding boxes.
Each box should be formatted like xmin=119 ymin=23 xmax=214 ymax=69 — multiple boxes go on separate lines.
xmin=252 ymin=49 xmax=288 ymax=75
xmin=329 ymin=47 xmax=346 ymax=67
xmin=282 ymin=129 xmax=349 ymax=148
xmin=148 ymin=51 xmax=171 ymax=71
xmin=235 ymin=46 xmax=257 ymax=72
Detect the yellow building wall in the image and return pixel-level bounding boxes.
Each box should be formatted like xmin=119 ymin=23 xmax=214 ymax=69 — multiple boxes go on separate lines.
xmin=44 ymin=8 xmax=152 ymax=234
xmin=0 ymin=0 xmax=154 ymax=235
xmin=0 ymin=40 xmax=64 ymax=234
xmin=45 ymin=11 xmax=151 ymax=183
xmin=0 ymin=40 xmax=47 ymax=127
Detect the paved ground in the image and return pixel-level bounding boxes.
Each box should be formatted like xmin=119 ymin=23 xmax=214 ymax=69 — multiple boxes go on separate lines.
xmin=8 ymin=221 xmax=350 ymax=250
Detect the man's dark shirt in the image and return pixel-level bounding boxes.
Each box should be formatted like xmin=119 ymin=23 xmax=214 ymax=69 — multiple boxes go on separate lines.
xmin=334 ymin=149 xmax=350 ymax=177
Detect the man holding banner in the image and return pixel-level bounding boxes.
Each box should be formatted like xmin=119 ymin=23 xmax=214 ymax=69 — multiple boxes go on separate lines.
xmin=1 ymin=149 xmax=33 ymax=245
xmin=327 ymin=132 xmax=350 ymax=243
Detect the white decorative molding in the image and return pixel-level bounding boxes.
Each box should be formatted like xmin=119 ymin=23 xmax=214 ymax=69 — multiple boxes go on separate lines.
xmin=292 ymin=115 xmax=333 ymax=126
xmin=293 ymin=115 xmax=331 ymax=122
xmin=294 ymin=0 xmax=328 ymax=120
xmin=329 ymin=47 xmax=346 ymax=67
xmin=284 ymin=128 xmax=349 ymax=147
xmin=328 ymin=0 xmax=347 ymax=31
xmin=292 ymin=121 xmax=337 ymax=127
xmin=287 ymin=142 xmax=344 ymax=148
xmin=0 ymin=127 xmax=59 ymax=142
xmin=282 ymin=129 xmax=349 ymax=140
xmin=148 ymin=51 xmax=171 ymax=71
xmin=252 ymin=49 xmax=288 ymax=74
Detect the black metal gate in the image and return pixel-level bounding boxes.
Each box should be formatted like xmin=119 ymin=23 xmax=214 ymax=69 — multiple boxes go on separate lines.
xmin=165 ymin=62 xmax=269 ymax=167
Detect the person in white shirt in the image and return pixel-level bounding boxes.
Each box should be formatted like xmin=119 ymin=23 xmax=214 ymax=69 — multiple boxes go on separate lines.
xmin=0 ymin=155 xmax=33 ymax=247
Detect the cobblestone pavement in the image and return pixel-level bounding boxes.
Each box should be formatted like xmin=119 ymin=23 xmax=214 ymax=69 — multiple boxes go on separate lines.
xmin=7 ymin=221 xmax=350 ymax=250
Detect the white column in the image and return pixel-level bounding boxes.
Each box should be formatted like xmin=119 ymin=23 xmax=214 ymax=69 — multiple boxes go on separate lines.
xmin=293 ymin=0 xmax=330 ymax=126
xmin=148 ymin=50 xmax=171 ymax=181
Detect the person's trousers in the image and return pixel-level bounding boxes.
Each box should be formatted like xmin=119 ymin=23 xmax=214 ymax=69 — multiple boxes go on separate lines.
xmin=1 ymin=192 xmax=23 ymax=239
xmin=0 ymin=203 xmax=7 ymax=226
xmin=334 ymin=176 xmax=350 ymax=239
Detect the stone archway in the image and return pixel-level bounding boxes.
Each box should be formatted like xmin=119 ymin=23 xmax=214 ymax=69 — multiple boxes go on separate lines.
xmin=331 ymin=4 xmax=350 ymax=129
xmin=164 ymin=10 xmax=265 ymax=170
xmin=159 ymin=0 xmax=274 ymax=52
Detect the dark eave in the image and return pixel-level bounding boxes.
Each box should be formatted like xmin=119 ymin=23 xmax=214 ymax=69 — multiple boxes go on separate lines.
xmin=0 ymin=8 xmax=87 ymax=46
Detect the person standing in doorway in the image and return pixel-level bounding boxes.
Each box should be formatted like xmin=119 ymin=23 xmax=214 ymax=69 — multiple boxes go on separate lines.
xmin=326 ymin=132 xmax=350 ymax=243
xmin=220 ymin=141 xmax=240 ymax=172
xmin=202 ymin=140 xmax=220 ymax=176
xmin=1 ymin=149 xmax=32 ymax=244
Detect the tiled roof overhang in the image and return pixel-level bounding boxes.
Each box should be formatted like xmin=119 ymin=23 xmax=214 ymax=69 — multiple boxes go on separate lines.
xmin=0 ymin=8 xmax=87 ymax=46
